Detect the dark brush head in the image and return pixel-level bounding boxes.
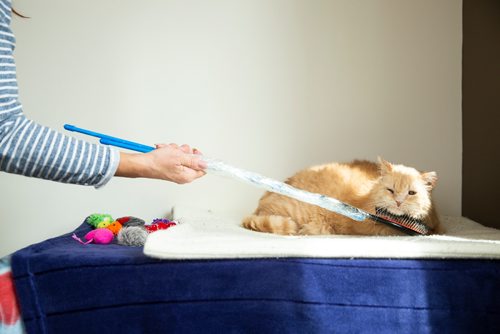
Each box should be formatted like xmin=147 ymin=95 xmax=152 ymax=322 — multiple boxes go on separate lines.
xmin=374 ymin=207 xmax=430 ymax=235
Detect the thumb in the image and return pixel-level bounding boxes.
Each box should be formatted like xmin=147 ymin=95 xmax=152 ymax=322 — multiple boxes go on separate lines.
xmin=181 ymin=154 xmax=207 ymax=171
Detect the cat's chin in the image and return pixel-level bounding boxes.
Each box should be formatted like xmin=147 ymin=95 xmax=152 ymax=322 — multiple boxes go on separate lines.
xmin=387 ymin=207 xmax=405 ymax=216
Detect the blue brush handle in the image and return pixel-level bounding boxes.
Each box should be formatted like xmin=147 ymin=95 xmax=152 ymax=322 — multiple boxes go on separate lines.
xmin=64 ymin=124 xmax=154 ymax=152
xmin=99 ymin=138 xmax=154 ymax=153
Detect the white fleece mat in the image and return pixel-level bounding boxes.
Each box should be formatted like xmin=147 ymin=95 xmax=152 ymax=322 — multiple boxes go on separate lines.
xmin=143 ymin=207 xmax=500 ymax=260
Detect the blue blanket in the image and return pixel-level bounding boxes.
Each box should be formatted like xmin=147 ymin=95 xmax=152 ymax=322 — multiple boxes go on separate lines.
xmin=10 ymin=222 xmax=500 ymax=333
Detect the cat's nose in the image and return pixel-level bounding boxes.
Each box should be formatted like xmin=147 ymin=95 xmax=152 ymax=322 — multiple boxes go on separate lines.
xmin=395 ymin=200 xmax=402 ymax=207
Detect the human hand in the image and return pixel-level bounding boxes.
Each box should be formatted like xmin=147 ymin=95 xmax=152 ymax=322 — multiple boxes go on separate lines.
xmin=115 ymin=143 xmax=207 ymax=184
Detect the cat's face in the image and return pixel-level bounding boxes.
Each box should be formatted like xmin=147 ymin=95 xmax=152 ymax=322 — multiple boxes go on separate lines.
xmin=371 ymin=158 xmax=437 ymax=219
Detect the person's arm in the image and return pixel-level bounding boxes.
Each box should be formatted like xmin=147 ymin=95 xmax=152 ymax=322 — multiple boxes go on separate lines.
xmin=0 ymin=6 xmax=121 ymax=187
xmin=0 ymin=115 xmax=120 ymax=187
xmin=0 ymin=7 xmax=205 ymax=187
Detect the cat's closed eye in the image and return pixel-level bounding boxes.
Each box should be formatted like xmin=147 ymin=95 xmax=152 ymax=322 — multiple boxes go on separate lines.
xmin=387 ymin=188 xmax=394 ymax=194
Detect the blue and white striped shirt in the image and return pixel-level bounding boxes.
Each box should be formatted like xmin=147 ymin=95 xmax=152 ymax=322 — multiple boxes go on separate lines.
xmin=0 ymin=0 xmax=119 ymax=187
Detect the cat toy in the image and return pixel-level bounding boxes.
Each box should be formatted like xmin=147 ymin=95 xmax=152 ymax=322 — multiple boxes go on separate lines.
xmin=117 ymin=219 xmax=178 ymax=246
xmin=64 ymin=124 xmax=430 ymax=236
xmin=72 ymin=228 xmax=115 ymax=245
xmin=72 ymin=214 xmax=124 ymax=245
xmin=72 ymin=213 xmax=177 ymax=246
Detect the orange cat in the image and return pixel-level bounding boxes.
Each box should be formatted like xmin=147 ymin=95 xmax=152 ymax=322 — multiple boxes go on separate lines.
xmin=242 ymin=158 xmax=442 ymax=236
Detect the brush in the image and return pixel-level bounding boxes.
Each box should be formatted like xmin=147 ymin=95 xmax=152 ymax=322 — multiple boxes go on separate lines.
xmin=64 ymin=124 xmax=430 ymax=236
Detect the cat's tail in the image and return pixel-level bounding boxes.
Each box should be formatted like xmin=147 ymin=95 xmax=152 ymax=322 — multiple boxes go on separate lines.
xmin=242 ymin=215 xmax=298 ymax=235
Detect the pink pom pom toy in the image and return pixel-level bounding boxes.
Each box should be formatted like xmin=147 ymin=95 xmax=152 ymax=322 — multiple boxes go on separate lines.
xmin=73 ymin=228 xmax=114 ymax=245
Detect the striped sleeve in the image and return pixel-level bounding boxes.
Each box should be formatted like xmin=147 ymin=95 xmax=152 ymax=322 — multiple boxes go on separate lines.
xmin=0 ymin=0 xmax=120 ymax=187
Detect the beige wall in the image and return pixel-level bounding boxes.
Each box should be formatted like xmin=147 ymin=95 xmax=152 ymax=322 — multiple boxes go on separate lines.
xmin=0 ymin=0 xmax=462 ymax=257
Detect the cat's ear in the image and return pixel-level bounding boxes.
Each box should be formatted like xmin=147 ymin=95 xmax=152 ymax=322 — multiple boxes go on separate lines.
xmin=421 ymin=171 xmax=437 ymax=190
xmin=377 ymin=157 xmax=393 ymax=174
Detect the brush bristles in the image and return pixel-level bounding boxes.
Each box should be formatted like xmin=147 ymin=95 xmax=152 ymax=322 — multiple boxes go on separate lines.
xmin=374 ymin=207 xmax=430 ymax=235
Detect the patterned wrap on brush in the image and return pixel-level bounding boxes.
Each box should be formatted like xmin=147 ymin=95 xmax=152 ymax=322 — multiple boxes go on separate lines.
xmin=203 ymin=157 xmax=369 ymax=222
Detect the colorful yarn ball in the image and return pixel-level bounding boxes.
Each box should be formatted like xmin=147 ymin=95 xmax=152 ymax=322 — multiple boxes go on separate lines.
xmin=85 ymin=214 xmax=114 ymax=228
xmin=107 ymin=221 xmax=123 ymax=235
xmin=85 ymin=228 xmax=114 ymax=244
xmin=116 ymin=216 xmax=146 ymax=227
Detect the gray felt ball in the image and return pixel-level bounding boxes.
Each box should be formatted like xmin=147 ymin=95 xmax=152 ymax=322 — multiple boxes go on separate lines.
xmin=117 ymin=226 xmax=148 ymax=246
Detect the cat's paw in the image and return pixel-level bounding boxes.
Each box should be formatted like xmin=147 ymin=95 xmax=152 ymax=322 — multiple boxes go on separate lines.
xmin=242 ymin=215 xmax=298 ymax=235
xmin=241 ymin=215 xmax=259 ymax=231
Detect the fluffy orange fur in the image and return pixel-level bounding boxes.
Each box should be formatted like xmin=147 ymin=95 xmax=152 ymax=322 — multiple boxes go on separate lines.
xmin=242 ymin=158 xmax=442 ymax=236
